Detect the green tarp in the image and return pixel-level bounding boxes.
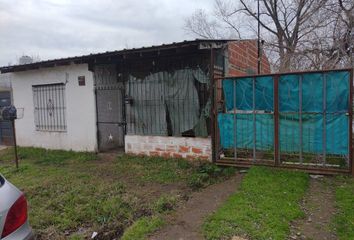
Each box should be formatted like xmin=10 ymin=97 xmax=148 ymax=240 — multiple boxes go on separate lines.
xmin=218 ymin=70 xmax=350 ymax=155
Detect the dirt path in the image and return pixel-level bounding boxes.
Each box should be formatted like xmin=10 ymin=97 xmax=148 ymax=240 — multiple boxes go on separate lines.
xmin=149 ymin=173 xmax=244 ymax=240
xmin=289 ymin=176 xmax=337 ymax=240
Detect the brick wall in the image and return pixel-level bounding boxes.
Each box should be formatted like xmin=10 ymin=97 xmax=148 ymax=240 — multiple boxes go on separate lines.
xmin=125 ymin=135 xmax=212 ymax=161
xmin=216 ymin=40 xmax=272 ymax=102
xmin=227 ymin=40 xmax=271 ymax=76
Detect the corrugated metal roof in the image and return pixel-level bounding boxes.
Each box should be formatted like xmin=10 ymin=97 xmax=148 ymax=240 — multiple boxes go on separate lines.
xmin=0 ymin=39 xmax=236 ymax=73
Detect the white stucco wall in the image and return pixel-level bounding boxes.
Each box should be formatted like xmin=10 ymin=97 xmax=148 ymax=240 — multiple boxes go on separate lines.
xmin=7 ymin=64 xmax=97 ymax=151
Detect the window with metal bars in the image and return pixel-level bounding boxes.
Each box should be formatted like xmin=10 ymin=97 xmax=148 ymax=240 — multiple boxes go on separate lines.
xmin=32 ymin=83 xmax=67 ymax=131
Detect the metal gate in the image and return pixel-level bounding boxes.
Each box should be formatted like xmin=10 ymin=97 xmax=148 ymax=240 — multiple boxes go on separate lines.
xmin=94 ymin=65 xmax=125 ymax=151
xmin=0 ymin=91 xmax=13 ymax=145
xmin=214 ymin=69 xmax=353 ymax=175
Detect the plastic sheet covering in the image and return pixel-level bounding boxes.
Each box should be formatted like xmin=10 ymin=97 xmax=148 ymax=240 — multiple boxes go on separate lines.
xmin=218 ymin=70 xmax=350 ymax=155
xmin=218 ymin=113 xmax=348 ymax=155
xmin=279 ymin=114 xmax=348 ymax=154
xmin=279 ymin=72 xmax=349 ymax=113
xmin=126 ymin=74 xmax=168 ymax=135
xmin=326 ymin=71 xmax=349 ymax=113
xmin=126 ymin=68 xmax=209 ymax=136
xmin=218 ymin=113 xmax=274 ymax=150
xmin=223 ymin=76 xmax=274 ymax=111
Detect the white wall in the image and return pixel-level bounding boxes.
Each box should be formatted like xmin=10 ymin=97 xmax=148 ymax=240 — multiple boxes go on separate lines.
xmin=8 ymin=64 xmax=97 ymax=151
xmin=125 ymin=135 xmax=211 ymax=161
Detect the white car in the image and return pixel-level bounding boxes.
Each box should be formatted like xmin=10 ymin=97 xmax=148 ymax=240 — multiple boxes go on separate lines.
xmin=0 ymin=175 xmax=34 ymax=240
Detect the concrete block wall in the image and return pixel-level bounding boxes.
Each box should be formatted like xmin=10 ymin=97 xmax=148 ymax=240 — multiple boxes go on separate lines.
xmin=125 ymin=135 xmax=212 ymax=161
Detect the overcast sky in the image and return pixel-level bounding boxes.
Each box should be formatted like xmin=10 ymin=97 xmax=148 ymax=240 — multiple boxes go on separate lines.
xmin=0 ymin=0 xmax=214 ymax=66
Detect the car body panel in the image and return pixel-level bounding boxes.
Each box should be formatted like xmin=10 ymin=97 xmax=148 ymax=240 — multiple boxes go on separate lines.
xmin=0 ymin=175 xmax=34 ymax=240
xmin=2 ymin=222 xmax=34 ymax=240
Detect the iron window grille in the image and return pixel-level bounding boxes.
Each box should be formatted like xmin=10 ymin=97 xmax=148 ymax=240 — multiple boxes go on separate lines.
xmin=32 ymin=83 xmax=67 ymax=132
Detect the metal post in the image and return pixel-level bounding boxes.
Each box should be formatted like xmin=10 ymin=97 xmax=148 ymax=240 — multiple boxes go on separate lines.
xmin=351 ymin=23 xmax=354 ymax=69
xmin=210 ymin=47 xmax=216 ymax=162
xmin=94 ymin=88 xmax=100 ymax=152
xmin=233 ymin=80 xmax=237 ymax=161
xmin=274 ymin=75 xmax=280 ymax=166
xmin=349 ymin=69 xmax=353 ymax=176
xmin=323 ymin=74 xmax=327 ymax=166
xmin=257 ymin=0 xmax=261 ymax=74
xmin=253 ymin=77 xmax=256 ymax=161
xmin=11 ymin=120 xmax=18 ymax=169
xmin=299 ymin=75 xmax=303 ymax=163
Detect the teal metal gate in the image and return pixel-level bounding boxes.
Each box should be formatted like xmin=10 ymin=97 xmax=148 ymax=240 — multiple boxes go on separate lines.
xmin=214 ymin=69 xmax=353 ymax=175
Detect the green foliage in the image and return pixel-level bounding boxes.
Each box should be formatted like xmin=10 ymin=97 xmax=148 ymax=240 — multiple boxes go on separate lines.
xmin=188 ymin=163 xmax=236 ymax=190
xmin=153 ymin=195 xmax=178 ymax=213
xmin=115 ymin=155 xmax=193 ymax=184
xmin=115 ymin=155 xmax=235 ymax=187
xmin=334 ymin=176 xmax=354 ymax=239
xmin=0 ymin=147 xmax=234 ymax=239
xmin=121 ymin=216 xmax=164 ymax=240
xmin=0 ymin=147 xmax=96 ymax=166
xmin=203 ymin=166 xmax=309 ymax=240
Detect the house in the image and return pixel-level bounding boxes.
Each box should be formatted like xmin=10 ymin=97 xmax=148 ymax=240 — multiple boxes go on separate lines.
xmin=0 ymin=39 xmax=270 ymax=160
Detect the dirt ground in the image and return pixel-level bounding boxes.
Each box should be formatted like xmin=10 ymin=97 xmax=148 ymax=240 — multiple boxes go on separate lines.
xmin=289 ymin=176 xmax=337 ymax=240
xmin=149 ymin=173 xmax=244 ymax=240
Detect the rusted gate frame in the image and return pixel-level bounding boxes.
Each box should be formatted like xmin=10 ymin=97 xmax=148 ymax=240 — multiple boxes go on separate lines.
xmin=212 ymin=68 xmax=354 ymax=176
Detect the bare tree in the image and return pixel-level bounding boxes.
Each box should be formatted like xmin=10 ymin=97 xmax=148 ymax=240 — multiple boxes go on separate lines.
xmin=338 ymin=0 xmax=354 ymax=67
xmin=184 ymin=9 xmax=222 ymax=39
xmin=298 ymin=0 xmax=354 ymax=69
xmin=186 ymin=0 xmax=353 ymax=71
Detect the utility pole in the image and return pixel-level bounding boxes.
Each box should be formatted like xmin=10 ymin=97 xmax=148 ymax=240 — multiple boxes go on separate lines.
xmin=351 ymin=21 xmax=354 ymax=68
xmin=257 ymin=0 xmax=261 ymax=74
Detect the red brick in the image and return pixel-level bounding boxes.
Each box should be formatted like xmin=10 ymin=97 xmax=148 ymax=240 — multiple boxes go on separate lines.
xmin=191 ymin=147 xmax=203 ymax=154
xmin=161 ymin=152 xmax=171 ymax=158
xmin=173 ymin=153 xmax=183 ymax=158
xmin=198 ymin=155 xmax=210 ymax=161
xmin=228 ymin=40 xmax=270 ymax=76
xmin=179 ymin=146 xmax=190 ymax=153
xmin=186 ymin=154 xmax=198 ymax=160
xmin=149 ymin=151 xmax=160 ymax=156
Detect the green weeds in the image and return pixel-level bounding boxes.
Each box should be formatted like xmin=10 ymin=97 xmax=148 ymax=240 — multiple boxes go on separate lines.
xmin=203 ymin=166 xmax=309 ymax=240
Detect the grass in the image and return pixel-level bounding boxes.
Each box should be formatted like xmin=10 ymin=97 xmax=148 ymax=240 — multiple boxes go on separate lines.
xmin=203 ymin=166 xmax=309 ymax=240
xmin=121 ymin=216 xmax=164 ymax=240
xmin=333 ymin=176 xmax=354 ymax=240
xmin=0 ymin=147 xmax=234 ymax=239
xmin=153 ymin=195 xmax=178 ymax=213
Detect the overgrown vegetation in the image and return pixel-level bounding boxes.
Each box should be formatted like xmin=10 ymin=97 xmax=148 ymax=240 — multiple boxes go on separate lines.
xmin=0 ymin=147 xmax=234 ymax=239
xmin=203 ymin=166 xmax=309 ymax=240
xmin=153 ymin=195 xmax=178 ymax=213
xmin=121 ymin=216 xmax=164 ymax=240
xmin=115 ymin=154 xmax=235 ymax=186
xmin=334 ymin=176 xmax=354 ymax=240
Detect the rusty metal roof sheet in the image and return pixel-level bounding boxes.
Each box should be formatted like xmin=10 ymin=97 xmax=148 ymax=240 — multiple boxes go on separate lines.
xmin=0 ymin=39 xmax=238 ymax=73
